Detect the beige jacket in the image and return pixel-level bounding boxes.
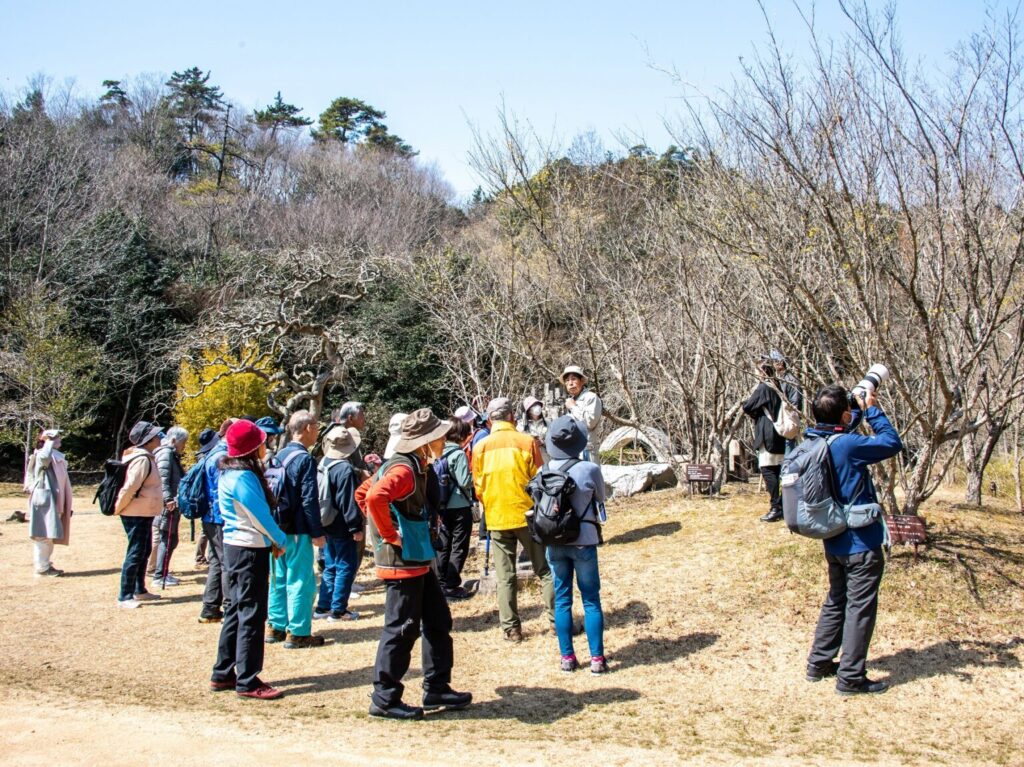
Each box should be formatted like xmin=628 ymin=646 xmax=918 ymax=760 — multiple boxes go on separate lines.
xmin=115 ymin=448 xmax=162 ymax=517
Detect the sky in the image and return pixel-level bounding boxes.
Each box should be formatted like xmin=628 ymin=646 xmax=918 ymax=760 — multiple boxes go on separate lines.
xmin=0 ymin=0 xmax=1013 ymax=198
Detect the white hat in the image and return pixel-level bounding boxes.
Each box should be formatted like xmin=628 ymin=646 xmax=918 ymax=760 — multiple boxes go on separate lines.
xmin=384 ymin=412 xmax=409 ymax=459
xmin=560 ymin=365 xmax=587 ymax=385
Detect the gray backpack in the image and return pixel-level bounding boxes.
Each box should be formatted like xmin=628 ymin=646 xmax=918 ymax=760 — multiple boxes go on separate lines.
xmin=317 ymin=458 xmax=343 ymax=526
xmin=781 ymin=434 xmax=876 ymax=539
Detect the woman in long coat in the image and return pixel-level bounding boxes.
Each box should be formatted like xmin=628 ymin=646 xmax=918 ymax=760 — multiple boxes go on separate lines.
xmin=24 ymin=429 xmax=73 ymax=576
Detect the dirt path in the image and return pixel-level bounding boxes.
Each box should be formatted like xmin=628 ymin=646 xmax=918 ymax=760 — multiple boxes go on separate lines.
xmin=1 ymin=486 xmax=1021 ymax=765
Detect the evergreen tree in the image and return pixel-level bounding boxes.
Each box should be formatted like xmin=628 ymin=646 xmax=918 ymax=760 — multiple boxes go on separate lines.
xmin=311 ymin=97 xmax=386 ymax=143
xmin=164 ymin=67 xmax=224 ymax=177
xmin=253 ymin=92 xmax=312 ymax=138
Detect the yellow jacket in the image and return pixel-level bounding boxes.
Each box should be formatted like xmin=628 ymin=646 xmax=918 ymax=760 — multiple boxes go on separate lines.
xmin=472 ymin=421 xmax=542 ymax=531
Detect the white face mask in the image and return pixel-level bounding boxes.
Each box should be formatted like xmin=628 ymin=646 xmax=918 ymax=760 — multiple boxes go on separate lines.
xmin=528 ymin=405 xmax=543 ymax=419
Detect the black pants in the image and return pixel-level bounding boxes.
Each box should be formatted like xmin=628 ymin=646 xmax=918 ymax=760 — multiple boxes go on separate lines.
xmin=435 ymin=506 xmax=473 ymax=590
xmin=119 ymin=516 xmax=153 ymax=601
xmin=213 ymin=544 xmax=271 ymax=692
xmin=201 ymin=522 xmax=230 ymax=616
xmin=761 ymin=465 xmax=782 ymax=515
xmin=372 ymin=569 xmax=454 ymax=707
xmin=807 ymin=548 xmax=885 ymax=687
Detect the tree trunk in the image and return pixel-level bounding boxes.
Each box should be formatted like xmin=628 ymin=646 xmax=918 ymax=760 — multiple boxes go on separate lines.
xmin=1014 ymin=422 xmax=1022 ymax=514
xmin=962 ymin=430 xmax=983 ymax=506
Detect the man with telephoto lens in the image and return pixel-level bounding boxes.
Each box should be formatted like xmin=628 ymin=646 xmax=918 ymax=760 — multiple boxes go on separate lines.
xmin=804 ymin=382 xmax=902 ymax=695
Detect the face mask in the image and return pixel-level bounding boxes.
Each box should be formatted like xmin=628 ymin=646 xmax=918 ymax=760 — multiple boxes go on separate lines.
xmin=529 ymin=405 xmax=543 ymax=419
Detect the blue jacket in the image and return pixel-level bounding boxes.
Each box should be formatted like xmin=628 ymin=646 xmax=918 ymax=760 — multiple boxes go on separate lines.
xmin=806 ymin=406 xmax=903 ymax=556
xmin=219 ymin=469 xmax=287 ymax=549
xmin=276 ymin=441 xmax=325 ymax=538
xmin=321 ymin=459 xmax=365 ymax=539
xmin=202 ymin=442 xmax=229 ymax=525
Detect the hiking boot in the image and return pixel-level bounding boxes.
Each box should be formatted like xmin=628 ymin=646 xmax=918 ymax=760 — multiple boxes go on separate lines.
xmin=836 ymin=678 xmax=889 ymax=696
xmin=198 ymin=610 xmax=224 ymax=624
xmin=590 ymin=656 xmax=609 ymax=674
xmin=422 ymin=687 xmax=472 ymax=711
xmin=312 ymin=608 xmax=331 ymax=620
xmin=195 ymin=556 xmax=209 ymax=566
xmin=284 ymin=633 xmax=325 ymax=649
xmin=133 ymin=592 xmax=161 ymax=602
xmin=36 ymin=565 xmax=63 ymax=577
xmin=444 ymin=586 xmax=472 ymax=601
xmin=327 ymin=610 xmax=359 ymax=621
xmin=6 ymin=511 xmax=27 ymax=523
xmin=351 ymin=582 xmax=366 ymax=593
xmin=503 ymin=627 xmax=523 ymax=643
xmin=560 ymin=654 xmax=580 ymax=673
xmin=806 ymin=661 xmax=840 ymax=683
xmin=116 ymin=598 xmax=140 ymax=609
xmin=236 ymin=681 xmax=283 ymax=700
xmin=209 ymin=676 xmax=236 ymax=692
xmin=369 ymin=700 xmax=424 ymax=720
xmin=265 ymin=626 xmax=286 ymax=643
xmin=760 ymin=510 xmax=784 ymax=522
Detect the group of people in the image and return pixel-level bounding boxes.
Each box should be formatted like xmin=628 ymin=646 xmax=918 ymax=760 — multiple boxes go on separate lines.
xmin=22 ymin=354 xmax=902 ymax=702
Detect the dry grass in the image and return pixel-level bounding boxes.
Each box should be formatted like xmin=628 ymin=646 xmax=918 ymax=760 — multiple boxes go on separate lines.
xmin=0 ymin=482 xmax=1021 ymax=766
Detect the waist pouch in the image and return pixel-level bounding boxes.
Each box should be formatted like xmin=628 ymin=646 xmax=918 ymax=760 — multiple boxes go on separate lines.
xmin=392 ymin=504 xmax=434 ymax=563
xmin=845 ymin=502 xmax=882 ymax=529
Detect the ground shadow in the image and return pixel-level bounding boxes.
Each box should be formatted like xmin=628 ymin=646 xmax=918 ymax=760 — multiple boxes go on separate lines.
xmin=453 ymin=604 xmax=544 ymax=634
xmin=445 ymin=685 xmax=641 ymax=723
xmin=60 ymin=567 xmax=121 ymax=578
xmin=273 ymin=665 xmax=375 ymax=696
xmin=871 ymin=637 xmax=1023 ymax=686
xmin=605 ymin=521 xmax=682 ymax=546
xmin=605 ymin=600 xmax=653 ymax=627
xmin=315 ymin=623 xmax=384 ymax=645
xmin=611 ymin=632 xmax=719 ymax=671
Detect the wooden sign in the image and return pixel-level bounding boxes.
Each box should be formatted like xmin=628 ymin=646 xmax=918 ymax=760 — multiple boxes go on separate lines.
xmin=686 ymin=464 xmax=715 ymax=496
xmin=886 ymin=514 xmax=927 ymax=553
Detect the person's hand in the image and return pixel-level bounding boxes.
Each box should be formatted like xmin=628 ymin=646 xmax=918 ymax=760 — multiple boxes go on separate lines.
xmin=565 ymin=397 xmax=576 ymax=409
xmin=353 ymin=531 xmax=364 ymax=542
xmin=272 ymin=543 xmax=285 ymax=559
xmin=864 ymin=389 xmax=877 ymax=409
xmin=312 ymin=536 xmax=326 ymax=548
xmin=164 ymin=500 xmax=176 ymax=511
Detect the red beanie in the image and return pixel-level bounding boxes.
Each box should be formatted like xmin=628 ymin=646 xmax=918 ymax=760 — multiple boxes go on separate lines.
xmin=225 ymin=419 xmax=265 ymax=458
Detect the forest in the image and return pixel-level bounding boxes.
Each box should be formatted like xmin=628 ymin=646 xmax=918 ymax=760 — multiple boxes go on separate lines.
xmin=2 ymin=4 xmax=1023 ymax=516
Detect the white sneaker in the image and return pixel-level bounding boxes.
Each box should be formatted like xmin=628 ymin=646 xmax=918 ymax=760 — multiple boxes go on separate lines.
xmin=116 ymin=599 xmax=140 ymax=609
xmin=152 ymin=575 xmax=180 ymax=587
xmin=134 ymin=592 xmax=161 ymax=602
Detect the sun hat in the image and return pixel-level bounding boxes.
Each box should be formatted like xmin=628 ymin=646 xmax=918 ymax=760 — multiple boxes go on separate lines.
xmin=486 ymin=397 xmax=513 ymax=419
xmin=129 ymin=420 xmax=163 ymax=447
xmin=560 ymin=365 xmax=588 ymax=385
xmin=197 ymin=428 xmax=220 ymax=455
xmin=323 ymin=425 xmax=361 ymax=460
xmin=384 ymin=412 xmax=409 ymax=459
xmin=545 ymin=415 xmax=589 ymax=461
xmin=254 ymin=416 xmax=285 ymax=435
xmin=225 ymin=419 xmax=266 ymax=458
xmin=394 ymin=408 xmax=451 ymax=453
xmin=454 ymin=405 xmax=477 ymax=423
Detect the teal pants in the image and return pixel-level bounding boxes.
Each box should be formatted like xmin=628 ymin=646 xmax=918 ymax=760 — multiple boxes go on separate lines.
xmin=267 ymin=534 xmax=316 ymax=637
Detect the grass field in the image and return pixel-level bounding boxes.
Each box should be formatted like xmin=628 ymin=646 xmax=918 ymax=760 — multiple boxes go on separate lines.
xmin=0 ymin=482 xmax=1021 ymax=766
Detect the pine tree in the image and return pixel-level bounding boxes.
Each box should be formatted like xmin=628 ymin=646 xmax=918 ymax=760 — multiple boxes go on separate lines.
xmin=252 ymin=92 xmax=312 ymax=139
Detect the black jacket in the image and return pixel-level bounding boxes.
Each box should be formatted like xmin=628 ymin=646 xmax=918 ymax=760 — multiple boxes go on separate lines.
xmin=742 ymin=382 xmax=786 ymax=454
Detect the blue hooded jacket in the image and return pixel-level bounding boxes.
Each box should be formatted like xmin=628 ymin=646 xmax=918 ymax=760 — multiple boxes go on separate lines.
xmin=805 ymin=406 xmax=903 ymax=556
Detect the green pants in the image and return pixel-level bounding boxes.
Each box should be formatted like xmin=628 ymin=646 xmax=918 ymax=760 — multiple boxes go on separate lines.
xmin=267 ymin=534 xmax=316 ymax=637
xmin=490 ymin=527 xmax=554 ymax=632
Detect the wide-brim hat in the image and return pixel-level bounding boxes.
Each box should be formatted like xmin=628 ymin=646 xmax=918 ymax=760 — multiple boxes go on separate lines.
xmin=129 ymin=420 xmax=163 ymax=447
xmin=254 ymin=416 xmax=284 ymax=435
xmin=560 ymin=365 xmax=588 ymax=385
xmin=546 ymin=415 xmax=589 ymax=460
xmin=323 ymin=425 xmax=361 ymax=460
xmin=394 ymin=408 xmax=451 ymax=453
xmin=225 ymin=420 xmax=266 ymax=458
xmin=197 ymin=428 xmax=220 ymax=455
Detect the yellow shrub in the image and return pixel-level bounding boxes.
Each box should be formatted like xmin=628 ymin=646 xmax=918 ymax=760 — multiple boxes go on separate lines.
xmin=172 ymin=346 xmax=276 ymax=461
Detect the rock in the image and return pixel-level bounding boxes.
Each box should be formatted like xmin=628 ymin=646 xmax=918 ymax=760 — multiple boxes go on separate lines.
xmin=601 ymin=463 xmax=678 ymax=498
xmin=599 ymin=426 xmax=674 ymax=463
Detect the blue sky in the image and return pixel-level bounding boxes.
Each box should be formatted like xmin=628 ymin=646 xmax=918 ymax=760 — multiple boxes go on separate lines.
xmin=0 ymin=1 xmax=1010 ymax=197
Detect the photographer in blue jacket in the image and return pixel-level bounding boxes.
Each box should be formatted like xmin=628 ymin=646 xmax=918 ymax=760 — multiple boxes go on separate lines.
xmin=804 ymin=383 xmax=902 ymax=695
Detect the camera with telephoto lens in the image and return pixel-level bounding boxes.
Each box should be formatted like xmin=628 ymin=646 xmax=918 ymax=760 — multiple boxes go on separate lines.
xmin=849 ymin=364 xmax=889 ymax=406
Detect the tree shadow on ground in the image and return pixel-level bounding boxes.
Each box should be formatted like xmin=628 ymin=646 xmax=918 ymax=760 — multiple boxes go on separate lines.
xmin=604 ymin=521 xmax=682 ymax=546
xmin=273 ymin=665 xmax=375 ymax=696
xmin=315 ymin=623 xmax=384 ymax=645
xmin=611 ymin=632 xmax=719 ymax=671
xmin=444 ymin=685 xmax=641 ymax=723
xmin=61 ymin=567 xmax=121 ymax=578
xmin=605 ymin=600 xmax=653 ymax=627
xmin=872 ymin=637 xmax=1024 ymax=686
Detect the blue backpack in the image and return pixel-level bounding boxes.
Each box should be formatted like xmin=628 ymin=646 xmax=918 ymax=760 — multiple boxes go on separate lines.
xmin=177 ymin=454 xmax=210 ymax=521
xmin=433 ymin=445 xmax=472 ymax=509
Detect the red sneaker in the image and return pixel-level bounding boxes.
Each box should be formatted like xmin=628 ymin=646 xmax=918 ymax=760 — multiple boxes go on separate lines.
xmin=209 ymin=677 xmax=236 ymax=692
xmin=236 ymin=682 xmax=283 ymax=700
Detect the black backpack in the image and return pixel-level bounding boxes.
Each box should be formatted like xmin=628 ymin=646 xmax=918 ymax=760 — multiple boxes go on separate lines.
xmin=527 ymin=459 xmax=590 ymax=545
xmin=94 ymin=454 xmax=150 ymax=516
xmin=268 ymin=449 xmax=308 ymax=534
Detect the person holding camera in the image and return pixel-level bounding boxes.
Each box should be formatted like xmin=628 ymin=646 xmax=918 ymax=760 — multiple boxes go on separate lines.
xmin=742 ymin=362 xmax=787 ymax=522
xmin=804 ymin=382 xmax=902 ymax=695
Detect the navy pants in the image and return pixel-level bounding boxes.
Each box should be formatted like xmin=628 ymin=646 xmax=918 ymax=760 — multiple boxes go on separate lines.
xmin=317 ymin=537 xmax=359 ymax=614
